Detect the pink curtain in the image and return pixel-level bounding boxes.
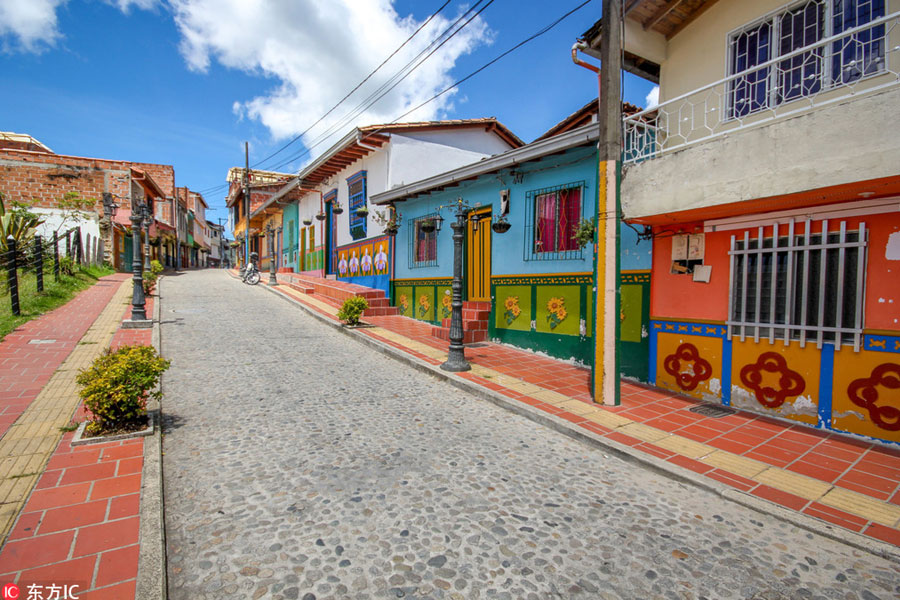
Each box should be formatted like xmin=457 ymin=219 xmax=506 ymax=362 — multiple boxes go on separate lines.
xmin=557 ymin=188 xmax=581 ymax=251
xmin=536 ymin=193 xmax=556 ymax=252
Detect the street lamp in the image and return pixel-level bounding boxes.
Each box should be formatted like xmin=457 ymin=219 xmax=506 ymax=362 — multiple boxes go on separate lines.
xmin=436 ymin=197 xmax=510 ymax=372
xmin=101 ymin=193 xmax=118 ymax=265
xmin=142 ymin=203 xmax=152 ymax=271
xmin=127 ymin=200 xmax=148 ymax=325
xmin=265 ymin=222 xmax=281 ymax=286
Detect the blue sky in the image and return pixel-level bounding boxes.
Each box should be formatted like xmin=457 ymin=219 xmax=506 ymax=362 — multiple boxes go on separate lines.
xmin=0 ymin=0 xmax=656 ymax=226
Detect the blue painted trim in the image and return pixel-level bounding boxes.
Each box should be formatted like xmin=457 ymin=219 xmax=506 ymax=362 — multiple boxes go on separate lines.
xmin=650 ymin=320 xmax=727 ymax=339
xmin=819 ymin=343 xmax=835 ymax=430
xmin=648 ymin=325 xmax=658 ymax=385
xmin=721 ymin=338 xmax=732 ymax=406
xmin=864 ymin=334 xmax=900 ymax=354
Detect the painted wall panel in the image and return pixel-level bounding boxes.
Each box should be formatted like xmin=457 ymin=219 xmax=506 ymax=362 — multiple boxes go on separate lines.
xmin=832 ymin=348 xmax=900 ymax=443
xmin=656 ymin=332 xmax=723 ymax=402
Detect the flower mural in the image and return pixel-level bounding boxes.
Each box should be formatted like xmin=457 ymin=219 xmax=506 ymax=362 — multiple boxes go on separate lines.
xmin=418 ymin=294 xmax=430 ymax=318
xmin=441 ymin=290 xmax=452 ymax=319
xmin=739 ymin=352 xmax=806 ymax=409
xmin=663 ymin=343 xmax=712 ymax=391
xmin=545 ymin=297 xmax=567 ymax=330
xmin=398 ymin=294 xmax=410 ymax=316
xmin=504 ymin=296 xmax=522 ymax=325
xmin=847 ymin=363 xmax=900 ymax=431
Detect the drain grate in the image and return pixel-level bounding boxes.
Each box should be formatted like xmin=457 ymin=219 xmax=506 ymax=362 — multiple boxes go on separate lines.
xmin=689 ymin=404 xmax=736 ymax=418
xmin=466 ymin=343 xmax=489 ymax=348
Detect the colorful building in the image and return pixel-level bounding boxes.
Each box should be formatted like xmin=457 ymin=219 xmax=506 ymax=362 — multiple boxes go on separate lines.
xmin=372 ymin=103 xmax=652 ymax=380
xmin=601 ymin=0 xmax=900 ymax=443
xmin=254 ymin=120 xmax=524 ymax=296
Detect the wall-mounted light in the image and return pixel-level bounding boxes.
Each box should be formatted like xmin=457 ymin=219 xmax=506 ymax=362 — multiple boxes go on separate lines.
xmin=500 ymin=189 xmax=510 ymax=216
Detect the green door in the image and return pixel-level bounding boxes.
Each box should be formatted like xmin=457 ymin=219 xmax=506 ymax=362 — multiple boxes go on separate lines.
xmin=123 ymin=234 xmax=133 ymax=271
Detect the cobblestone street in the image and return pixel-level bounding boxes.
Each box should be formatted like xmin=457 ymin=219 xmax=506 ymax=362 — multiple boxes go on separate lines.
xmin=160 ymin=270 xmax=899 ymax=600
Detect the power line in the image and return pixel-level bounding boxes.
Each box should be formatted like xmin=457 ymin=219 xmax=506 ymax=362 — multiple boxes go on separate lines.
xmin=262 ymin=0 xmax=495 ymax=172
xmin=250 ymin=0 xmax=454 ymax=170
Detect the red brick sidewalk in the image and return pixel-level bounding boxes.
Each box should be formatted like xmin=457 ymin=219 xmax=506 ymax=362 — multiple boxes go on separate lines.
xmin=261 ymin=276 xmax=900 ymax=548
xmin=0 ymin=280 xmax=155 ymax=599
xmin=0 ymin=274 xmax=131 ymax=438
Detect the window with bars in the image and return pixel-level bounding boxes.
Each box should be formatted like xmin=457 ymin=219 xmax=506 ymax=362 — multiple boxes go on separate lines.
xmin=728 ymin=0 xmax=885 ymax=118
xmin=347 ymin=171 xmax=367 ymax=240
xmin=408 ymin=214 xmax=438 ymax=268
xmin=728 ymin=219 xmax=867 ymax=349
xmin=524 ymin=182 xmax=584 ymax=261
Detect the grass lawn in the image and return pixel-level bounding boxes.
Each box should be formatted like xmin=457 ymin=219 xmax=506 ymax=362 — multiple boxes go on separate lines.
xmin=0 ymin=264 xmax=116 ymax=341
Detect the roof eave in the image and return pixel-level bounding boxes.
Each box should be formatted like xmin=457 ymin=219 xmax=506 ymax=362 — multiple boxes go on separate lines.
xmin=371 ymin=123 xmax=599 ymax=206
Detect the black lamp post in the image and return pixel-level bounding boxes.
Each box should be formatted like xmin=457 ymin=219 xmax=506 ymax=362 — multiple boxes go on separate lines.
xmin=101 ymin=193 xmax=118 ymax=265
xmin=265 ymin=222 xmax=280 ymax=286
xmin=128 ymin=201 xmax=148 ymax=323
xmin=142 ymin=204 xmax=152 ymax=272
xmin=441 ymin=199 xmax=472 ymax=372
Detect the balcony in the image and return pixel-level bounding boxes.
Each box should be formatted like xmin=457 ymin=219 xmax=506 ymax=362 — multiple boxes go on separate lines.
xmin=620 ymin=11 xmax=900 ymax=221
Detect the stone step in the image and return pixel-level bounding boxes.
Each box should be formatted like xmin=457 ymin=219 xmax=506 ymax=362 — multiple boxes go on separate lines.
xmin=430 ymin=326 xmax=487 ymax=344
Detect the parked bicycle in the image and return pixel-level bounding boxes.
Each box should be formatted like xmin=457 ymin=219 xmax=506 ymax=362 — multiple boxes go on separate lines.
xmin=242 ymin=258 xmax=260 ymax=285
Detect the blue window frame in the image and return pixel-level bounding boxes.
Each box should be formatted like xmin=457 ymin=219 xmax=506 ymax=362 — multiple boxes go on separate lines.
xmin=347 ymin=171 xmax=367 ymax=240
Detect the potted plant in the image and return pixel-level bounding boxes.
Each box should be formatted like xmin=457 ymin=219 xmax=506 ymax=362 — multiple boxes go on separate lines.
xmin=316 ymin=211 xmax=327 ymax=221
xmin=302 ymin=217 xmax=313 ymax=226
xmin=374 ymin=208 xmax=401 ymax=236
xmin=332 ymin=202 xmax=344 ymax=215
xmin=572 ymin=217 xmax=596 ymax=249
xmin=420 ymin=218 xmax=436 ymax=233
xmin=491 ymin=216 xmax=511 ymax=234
xmin=355 ymin=205 xmax=369 ymax=218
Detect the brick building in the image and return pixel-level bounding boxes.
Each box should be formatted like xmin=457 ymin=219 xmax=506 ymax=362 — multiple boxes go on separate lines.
xmin=0 ymin=132 xmax=174 ymax=271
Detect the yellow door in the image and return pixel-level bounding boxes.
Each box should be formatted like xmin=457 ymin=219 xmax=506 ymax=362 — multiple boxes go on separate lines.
xmin=466 ymin=208 xmax=492 ymax=301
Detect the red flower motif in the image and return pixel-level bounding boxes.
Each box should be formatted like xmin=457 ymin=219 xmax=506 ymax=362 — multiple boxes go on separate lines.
xmin=739 ymin=352 xmax=805 ymax=409
xmin=663 ymin=343 xmax=712 ymax=391
xmin=848 ymin=363 xmax=900 ymax=432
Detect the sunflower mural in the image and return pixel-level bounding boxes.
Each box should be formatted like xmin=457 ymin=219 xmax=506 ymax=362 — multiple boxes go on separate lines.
xmin=398 ymin=294 xmax=410 ymax=316
xmin=545 ymin=296 xmax=568 ymax=330
xmin=418 ymin=294 xmax=431 ymax=318
xmin=441 ymin=289 xmax=452 ymax=319
xmin=504 ymin=296 xmax=522 ymax=325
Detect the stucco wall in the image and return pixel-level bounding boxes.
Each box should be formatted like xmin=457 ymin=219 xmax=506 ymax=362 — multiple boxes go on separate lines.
xmin=622 ymin=86 xmax=900 ymax=219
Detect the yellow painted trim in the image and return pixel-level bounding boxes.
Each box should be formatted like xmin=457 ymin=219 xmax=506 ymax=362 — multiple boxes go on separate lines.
xmin=863 ymin=328 xmax=900 ymax=335
xmin=620 ymin=269 xmax=651 ymax=274
xmin=593 ymin=160 xmax=608 ymax=402
xmin=490 ymin=271 xmax=593 ymax=279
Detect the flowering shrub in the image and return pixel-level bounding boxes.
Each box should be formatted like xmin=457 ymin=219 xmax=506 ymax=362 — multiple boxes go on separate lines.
xmin=75 ymin=345 xmax=170 ymax=434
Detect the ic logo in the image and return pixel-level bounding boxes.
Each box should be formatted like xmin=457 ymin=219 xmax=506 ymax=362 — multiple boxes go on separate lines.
xmin=2 ymin=583 xmax=19 ymax=600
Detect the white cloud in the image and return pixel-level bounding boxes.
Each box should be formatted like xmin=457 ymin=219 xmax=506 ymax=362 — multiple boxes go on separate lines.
xmin=0 ymin=0 xmax=66 ymax=53
xmin=645 ymin=85 xmax=659 ymax=108
xmin=107 ymin=0 xmax=162 ymax=13
xmin=169 ymin=0 xmax=492 ymax=161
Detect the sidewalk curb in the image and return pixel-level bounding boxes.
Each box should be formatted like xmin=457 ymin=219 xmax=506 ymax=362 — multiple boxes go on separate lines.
xmin=136 ymin=282 xmax=167 ymax=600
xmin=253 ymin=276 xmax=900 ymax=563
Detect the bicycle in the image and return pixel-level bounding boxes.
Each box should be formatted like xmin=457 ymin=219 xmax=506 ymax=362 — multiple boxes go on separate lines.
xmin=241 ymin=261 xmax=260 ymax=285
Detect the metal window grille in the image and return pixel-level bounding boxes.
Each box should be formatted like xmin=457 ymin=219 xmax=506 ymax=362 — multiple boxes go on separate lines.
xmin=728 ymin=0 xmax=886 ymax=118
xmin=347 ymin=172 xmax=367 ymax=240
xmin=408 ymin=214 xmax=438 ymax=268
xmin=727 ymin=218 xmax=868 ymax=350
xmin=523 ymin=181 xmax=585 ymax=262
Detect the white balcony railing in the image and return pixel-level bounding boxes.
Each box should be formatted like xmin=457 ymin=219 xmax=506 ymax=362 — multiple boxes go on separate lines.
xmin=623 ymin=11 xmax=900 ymax=164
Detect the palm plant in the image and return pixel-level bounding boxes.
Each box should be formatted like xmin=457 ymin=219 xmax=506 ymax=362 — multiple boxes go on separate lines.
xmin=0 ymin=193 xmax=44 ymax=254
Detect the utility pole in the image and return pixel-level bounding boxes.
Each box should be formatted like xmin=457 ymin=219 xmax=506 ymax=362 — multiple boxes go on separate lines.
xmin=593 ymin=0 xmax=622 ymax=406
xmin=243 ymin=142 xmax=251 ymax=272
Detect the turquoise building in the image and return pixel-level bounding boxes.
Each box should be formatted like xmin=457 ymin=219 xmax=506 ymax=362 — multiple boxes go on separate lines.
xmin=372 ymin=118 xmax=653 ymax=381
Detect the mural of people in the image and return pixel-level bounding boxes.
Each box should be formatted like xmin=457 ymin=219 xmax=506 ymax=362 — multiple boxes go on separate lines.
xmin=338 ymin=251 xmax=348 ymax=276
xmin=361 ymin=247 xmax=373 ymax=274
xmin=374 ymin=243 xmax=388 ymax=274
xmin=349 ymin=250 xmax=359 ymax=275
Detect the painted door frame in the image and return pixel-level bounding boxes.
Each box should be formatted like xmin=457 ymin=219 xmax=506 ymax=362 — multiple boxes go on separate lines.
xmin=466 ymin=207 xmax=492 ymax=302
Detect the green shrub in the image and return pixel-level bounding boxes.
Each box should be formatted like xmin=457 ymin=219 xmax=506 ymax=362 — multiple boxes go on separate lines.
xmin=142 ymin=270 xmax=158 ymax=294
xmin=75 ymin=345 xmax=169 ymax=434
xmin=58 ymin=256 xmax=76 ymax=276
xmin=337 ymin=296 xmax=369 ymax=326
xmin=150 ymin=259 xmax=163 ymax=275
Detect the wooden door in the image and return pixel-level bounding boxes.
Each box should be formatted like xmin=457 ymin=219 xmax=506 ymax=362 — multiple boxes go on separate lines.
xmin=466 ymin=208 xmax=492 ymax=301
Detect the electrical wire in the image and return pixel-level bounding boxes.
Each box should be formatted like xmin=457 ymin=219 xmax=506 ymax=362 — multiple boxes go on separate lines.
xmin=250 ymin=0 xmax=454 ymax=171
xmin=263 ymin=0 xmax=496 ymax=173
